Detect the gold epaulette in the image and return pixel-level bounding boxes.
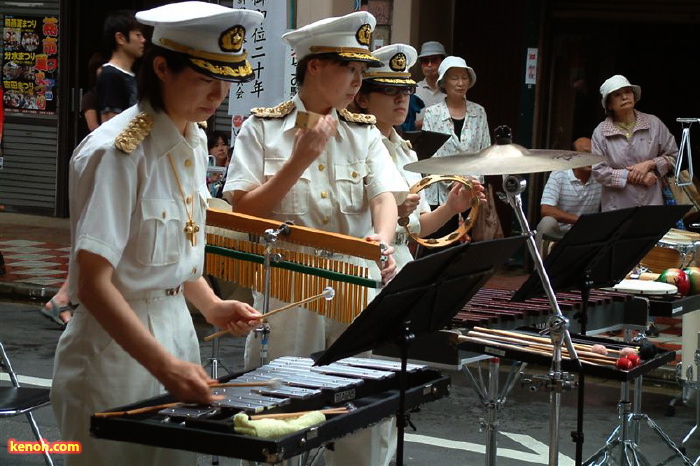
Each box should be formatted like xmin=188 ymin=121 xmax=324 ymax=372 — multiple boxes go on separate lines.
xmin=197 ymin=120 xmax=207 ymax=129
xmin=251 ymin=100 xmax=295 ymax=119
xmin=338 ymin=108 xmax=376 ymax=125
xmin=401 ymin=138 xmax=413 ymax=151
xmin=114 ymin=112 xmax=154 ymax=154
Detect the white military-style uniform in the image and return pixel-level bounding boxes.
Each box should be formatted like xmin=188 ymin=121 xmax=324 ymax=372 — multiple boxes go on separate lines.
xmin=223 ymin=95 xmax=406 ymax=466
xmin=382 ymin=129 xmax=431 ymax=271
xmin=52 ymin=101 xmax=209 ymax=466
xmin=224 ymin=93 xmax=407 ymax=366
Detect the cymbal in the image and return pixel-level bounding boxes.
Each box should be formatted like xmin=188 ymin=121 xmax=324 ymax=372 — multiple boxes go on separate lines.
xmin=404 ymin=143 xmax=605 ymax=176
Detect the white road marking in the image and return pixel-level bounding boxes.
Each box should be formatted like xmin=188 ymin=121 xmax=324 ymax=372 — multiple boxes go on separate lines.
xmin=406 ymin=432 xmax=575 ymax=465
xmin=0 ymin=373 xmax=53 ymax=388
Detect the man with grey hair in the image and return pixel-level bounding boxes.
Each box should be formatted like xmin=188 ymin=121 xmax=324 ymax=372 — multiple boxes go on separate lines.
xmin=414 ymin=40 xmax=446 ymax=129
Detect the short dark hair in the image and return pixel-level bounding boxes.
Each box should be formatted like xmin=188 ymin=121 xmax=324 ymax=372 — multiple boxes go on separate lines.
xmin=103 ymin=10 xmax=141 ymax=54
xmin=207 ymin=130 xmax=229 ymax=151
xmin=137 ymin=45 xmax=191 ymax=113
xmin=295 ymin=53 xmax=345 ymax=87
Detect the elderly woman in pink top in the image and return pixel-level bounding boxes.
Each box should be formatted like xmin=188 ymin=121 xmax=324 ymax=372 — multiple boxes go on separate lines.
xmin=591 ymin=75 xmax=677 ymax=211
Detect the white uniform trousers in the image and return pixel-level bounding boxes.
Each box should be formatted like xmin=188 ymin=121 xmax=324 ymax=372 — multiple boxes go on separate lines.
xmin=51 ymin=293 xmax=199 ymax=466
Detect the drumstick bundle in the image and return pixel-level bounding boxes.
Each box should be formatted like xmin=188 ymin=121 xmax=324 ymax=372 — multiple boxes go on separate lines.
xmin=454 ymin=327 xmax=622 ymax=367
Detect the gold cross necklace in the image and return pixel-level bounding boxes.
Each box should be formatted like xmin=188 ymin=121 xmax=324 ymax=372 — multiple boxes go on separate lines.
xmin=167 ymin=152 xmax=200 ymax=246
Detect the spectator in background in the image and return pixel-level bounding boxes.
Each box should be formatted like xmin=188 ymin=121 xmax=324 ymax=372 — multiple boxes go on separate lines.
xmin=96 ymin=9 xmax=146 ymax=123
xmin=413 ymin=41 xmax=446 ymax=130
xmin=421 ymin=56 xmax=500 ymax=250
xmin=81 ymin=52 xmax=107 ymax=133
xmin=535 ymin=137 xmax=602 ymax=253
xmin=592 ymin=75 xmax=677 ymax=211
xmin=207 ymin=130 xmax=230 ymax=198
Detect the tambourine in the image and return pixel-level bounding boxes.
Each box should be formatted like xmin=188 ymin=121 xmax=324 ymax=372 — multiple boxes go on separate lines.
xmin=398 ymin=175 xmax=479 ymax=248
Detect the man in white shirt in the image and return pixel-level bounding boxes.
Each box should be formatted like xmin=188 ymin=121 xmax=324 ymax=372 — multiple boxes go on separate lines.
xmin=536 ymin=137 xmax=602 ymax=253
xmin=414 ymin=41 xmax=446 ymax=129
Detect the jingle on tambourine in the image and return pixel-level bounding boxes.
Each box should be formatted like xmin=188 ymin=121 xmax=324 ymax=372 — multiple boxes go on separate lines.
xmin=398 ymin=174 xmax=479 ymax=248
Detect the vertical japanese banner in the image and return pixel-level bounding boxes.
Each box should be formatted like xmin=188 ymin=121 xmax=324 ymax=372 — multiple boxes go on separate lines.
xmin=2 ymin=15 xmax=59 ymax=115
xmin=228 ymin=1 xmax=291 ymax=145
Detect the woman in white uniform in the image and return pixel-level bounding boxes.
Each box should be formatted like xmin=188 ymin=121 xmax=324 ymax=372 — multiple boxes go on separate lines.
xmin=51 ymin=3 xmax=263 ymax=465
xmin=354 ymin=44 xmax=485 ymax=270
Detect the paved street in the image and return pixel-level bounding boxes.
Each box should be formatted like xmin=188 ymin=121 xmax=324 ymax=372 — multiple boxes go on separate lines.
xmin=3 ymin=298 xmax=700 ymax=465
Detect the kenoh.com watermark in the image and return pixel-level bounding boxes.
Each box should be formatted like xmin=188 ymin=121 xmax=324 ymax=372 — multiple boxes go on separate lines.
xmin=7 ymin=438 xmax=81 ymax=454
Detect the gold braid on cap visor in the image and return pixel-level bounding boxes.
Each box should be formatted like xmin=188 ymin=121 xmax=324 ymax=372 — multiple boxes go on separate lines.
xmin=190 ymin=58 xmax=253 ymax=78
xmin=309 ymin=46 xmax=379 ymax=61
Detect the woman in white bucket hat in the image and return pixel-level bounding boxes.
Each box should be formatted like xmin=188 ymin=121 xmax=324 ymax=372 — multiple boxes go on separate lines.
xmin=591 ymin=74 xmax=677 ymax=211
xmin=420 ymin=56 xmax=502 ymax=250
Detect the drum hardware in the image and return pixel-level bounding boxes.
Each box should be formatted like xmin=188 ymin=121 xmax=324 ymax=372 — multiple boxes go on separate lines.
xmin=584 ymin=376 xmax=693 ymax=466
xmin=675 ymin=118 xmax=698 ymax=187
xmin=679 ymin=335 xmax=700 ymax=463
xmin=461 ymin=357 xmax=527 ymax=466
xmin=502 ymin=171 xmax=580 ymax=466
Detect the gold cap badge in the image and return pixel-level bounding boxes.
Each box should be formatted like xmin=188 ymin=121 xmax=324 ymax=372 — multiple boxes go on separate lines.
xmin=219 ymin=25 xmax=245 ymax=53
xmin=390 ymin=53 xmax=407 ymax=72
xmin=356 ymin=24 xmax=372 ymax=46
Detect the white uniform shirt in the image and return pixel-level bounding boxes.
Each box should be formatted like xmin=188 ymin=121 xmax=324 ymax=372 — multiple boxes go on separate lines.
xmin=382 ymin=129 xmax=431 ymax=271
xmin=68 ymin=102 xmax=209 ymax=300
xmin=224 ymin=94 xmax=408 ymax=237
xmin=540 ymin=169 xmax=602 ymax=232
xmin=422 ymin=98 xmax=491 ymax=205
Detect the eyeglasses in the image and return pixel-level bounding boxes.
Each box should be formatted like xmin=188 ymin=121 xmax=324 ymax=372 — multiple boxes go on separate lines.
xmin=419 ymin=56 xmax=442 ymax=65
xmin=371 ymin=86 xmax=416 ymax=96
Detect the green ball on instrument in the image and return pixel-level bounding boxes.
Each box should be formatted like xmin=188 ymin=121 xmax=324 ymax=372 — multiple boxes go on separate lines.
xmin=683 ymin=267 xmax=700 ymax=295
xmin=657 ymin=268 xmax=690 ymax=296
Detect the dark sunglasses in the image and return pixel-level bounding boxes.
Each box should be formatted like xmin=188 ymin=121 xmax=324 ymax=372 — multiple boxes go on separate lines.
xmin=419 ymin=56 xmax=442 ymax=65
xmin=371 ymin=86 xmax=416 ymax=96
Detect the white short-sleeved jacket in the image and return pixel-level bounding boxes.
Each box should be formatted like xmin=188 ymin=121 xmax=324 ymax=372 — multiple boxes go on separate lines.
xmin=223 ymin=94 xmax=408 ymax=238
xmin=68 ymin=101 xmax=210 ymax=301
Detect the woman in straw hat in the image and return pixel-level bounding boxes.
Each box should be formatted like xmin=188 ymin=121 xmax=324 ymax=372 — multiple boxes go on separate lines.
xmin=51 ymin=3 xmax=262 ymax=464
xmin=354 ymin=44 xmax=485 ymax=270
xmin=592 ymin=74 xmax=677 ymax=211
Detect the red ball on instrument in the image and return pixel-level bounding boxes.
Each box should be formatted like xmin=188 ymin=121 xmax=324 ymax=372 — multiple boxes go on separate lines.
xmin=626 ymin=353 xmax=641 ymax=367
xmin=615 ymin=357 xmax=634 ymax=370
xmin=657 ymin=268 xmax=690 ymax=296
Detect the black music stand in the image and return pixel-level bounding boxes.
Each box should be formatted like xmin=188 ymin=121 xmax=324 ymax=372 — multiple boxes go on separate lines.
xmin=314 ymin=235 xmax=527 ymax=466
xmin=403 ymin=130 xmax=451 ymax=160
xmin=512 ymin=204 xmax=690 ymax=465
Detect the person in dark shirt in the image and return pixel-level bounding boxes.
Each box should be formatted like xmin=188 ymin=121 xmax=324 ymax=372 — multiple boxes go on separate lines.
xmin=96 ymin=10 xmax=146 ymax=122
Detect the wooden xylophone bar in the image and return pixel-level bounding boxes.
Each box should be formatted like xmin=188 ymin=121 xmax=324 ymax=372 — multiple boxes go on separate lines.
xmin=453 ymin=287 xmax=640 ymax=334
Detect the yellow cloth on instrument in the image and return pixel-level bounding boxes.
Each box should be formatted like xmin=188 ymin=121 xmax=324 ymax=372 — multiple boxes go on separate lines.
xmin=233 ymin=411 xmax=326 ymax=438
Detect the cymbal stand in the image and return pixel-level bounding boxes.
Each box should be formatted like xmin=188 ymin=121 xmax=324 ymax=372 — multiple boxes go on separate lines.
xmin=462 ymin=357 xmax=527 ymax=466
xmin=503 ymin=174 xmax=580 ymax=466
xmin=680 ymin=334 xmax=700 ymax=461
xmin=583 ymin=375 xmax=693 ymax=466
xmin=254 ymin=223 xmax=291 ymax=367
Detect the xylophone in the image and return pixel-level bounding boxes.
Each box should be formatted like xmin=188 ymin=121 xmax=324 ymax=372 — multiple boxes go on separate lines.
xmin=90 ymin=356 xmax=449 ymax=464
xmin=454 ymin=287 xmax=642 ymax=333
xmin=374 ymin=287 xmax=646 ymax=368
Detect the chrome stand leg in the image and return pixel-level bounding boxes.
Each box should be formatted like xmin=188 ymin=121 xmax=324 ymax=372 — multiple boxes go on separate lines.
xmin=462 ymin=357 xmax=527 ymax=465
xmin=584 ymin=378 xmax=692 ymax=466
xmin=681 ymin=334 xmax=700 ymax=461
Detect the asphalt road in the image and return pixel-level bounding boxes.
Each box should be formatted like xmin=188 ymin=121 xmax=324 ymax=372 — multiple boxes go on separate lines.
xmin=2 ymin=298 xmax=700 ymax=465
